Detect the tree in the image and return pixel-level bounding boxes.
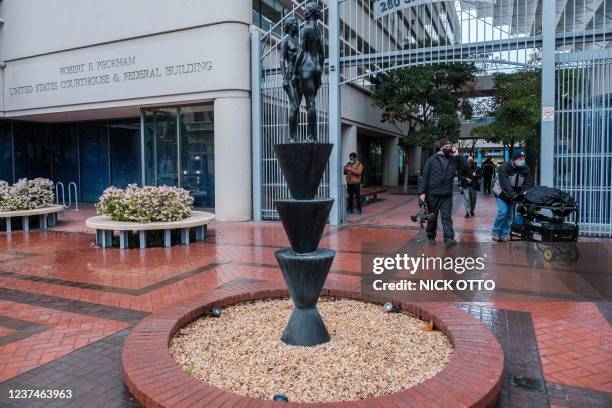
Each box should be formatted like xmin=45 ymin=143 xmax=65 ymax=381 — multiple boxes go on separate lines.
xmin=470 ymin=71 xmax=541 ymax=172
xmin=373 ymin=63 xmax=477 ymax=192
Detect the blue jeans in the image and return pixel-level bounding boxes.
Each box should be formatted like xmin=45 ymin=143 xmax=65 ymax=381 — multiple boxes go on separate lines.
xmin=493 ymin=197 xmax=514 ymax=238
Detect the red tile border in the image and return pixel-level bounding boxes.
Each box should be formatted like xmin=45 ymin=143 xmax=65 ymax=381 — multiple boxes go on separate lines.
xmin=123 ymin=282 xmax=504 ymax=407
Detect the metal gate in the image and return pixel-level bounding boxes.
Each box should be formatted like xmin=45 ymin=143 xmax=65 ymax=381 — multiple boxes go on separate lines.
xmin=252 ymin=0 xmax=612 ymax=236
xmin=555 ymin=50 xmax=611 ymax=237
xmin=252 ymin=1 xmax=334 ymax=222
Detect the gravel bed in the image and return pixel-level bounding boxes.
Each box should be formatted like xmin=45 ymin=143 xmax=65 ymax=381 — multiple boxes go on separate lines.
xmin=169 ymin=297 xmax=453 ymax=403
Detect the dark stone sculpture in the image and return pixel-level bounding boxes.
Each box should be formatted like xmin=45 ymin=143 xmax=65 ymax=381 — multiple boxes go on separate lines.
xmin=274 ymin=143 xmax=334 ymax=346
xmin=280 ymin=17 xmax=302 ymax=143
xmin=274 ymin=1 xmax=332 ymax=347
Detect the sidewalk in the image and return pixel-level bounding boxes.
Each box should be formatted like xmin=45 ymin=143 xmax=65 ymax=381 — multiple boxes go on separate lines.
xmin=0 ymin=191 xmax=609 ymax=407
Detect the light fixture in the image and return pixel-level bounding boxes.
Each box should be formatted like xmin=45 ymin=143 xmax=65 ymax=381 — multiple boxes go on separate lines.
xmin=272 ymin=393 xmax=289 ymax=402
xmin=206 ymin=307 xmax=221 ymax=317
xmin=383 ymin=302 xmax=400 ymax=313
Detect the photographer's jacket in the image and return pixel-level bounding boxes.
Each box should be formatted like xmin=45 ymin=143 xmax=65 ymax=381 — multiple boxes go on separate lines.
xmin=344 ymin=161 xmax=363 ymax=185
xmin=493 ymin=161 xmax=534 ymax=201
xmin=420 ymin=152 xmax=470 ymax=197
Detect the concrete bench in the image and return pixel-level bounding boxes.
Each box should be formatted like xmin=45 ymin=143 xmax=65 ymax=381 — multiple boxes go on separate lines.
xmin=86 ymin=211 xmax=214 ymax=249
xmin=1 ymin=205 xmax=64 ymax=232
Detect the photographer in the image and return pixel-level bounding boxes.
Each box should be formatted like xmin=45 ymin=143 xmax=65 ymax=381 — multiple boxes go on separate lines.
xmin=344 ymin=152 xmax=363 ymax=215
xmin=419 ymin=138 xmax=470 ymax=248
xmin=492 ymin=149 xmax=534 ymax=242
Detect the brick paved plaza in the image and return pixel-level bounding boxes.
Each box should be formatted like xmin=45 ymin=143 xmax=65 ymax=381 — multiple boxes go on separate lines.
xmin=0 ymin=192 xmax=610 ymax=407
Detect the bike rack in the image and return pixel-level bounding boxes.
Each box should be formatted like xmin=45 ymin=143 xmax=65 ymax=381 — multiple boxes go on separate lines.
xmin=55 ymin=182 xmax=65 ymax=207
xmin=55 ymin=182 xmax=79 ymax=211
xmin=68 ymin=182 xmax=79 ymax=211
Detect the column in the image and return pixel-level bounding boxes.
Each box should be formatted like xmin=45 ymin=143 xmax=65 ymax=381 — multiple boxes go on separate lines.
xmin=328 ymin=0 xmax=342 ymax=225
xmin=251 ymin=31 xmax=262 ymax=221
xmin=540 ymin=0 xmax=555 ymax=187
xmin=384 ymin=136 xmax=399 ymax=186
xmin=214 ymin=96 xmax=252 ymax=221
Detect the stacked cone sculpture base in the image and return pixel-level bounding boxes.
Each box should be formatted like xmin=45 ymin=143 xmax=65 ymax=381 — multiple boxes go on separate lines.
xmin=276 ymin=248 xmax=334 ymax=346
xmin=274 ymin=142 xmax=334 ymax=347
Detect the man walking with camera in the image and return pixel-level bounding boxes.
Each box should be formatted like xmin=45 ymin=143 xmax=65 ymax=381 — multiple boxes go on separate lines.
xmin=344 ymin=152 xmax=363 ymax=215
xmin=419 ymin=138 xmax=470 ymax=248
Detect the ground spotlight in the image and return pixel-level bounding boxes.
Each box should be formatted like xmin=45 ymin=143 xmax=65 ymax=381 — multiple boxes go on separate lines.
xmin=206 ymin=307 xmax=221 ymax=317
xmin=383 ymin=302 xmax=400 ymax=313
xmin=272 ymin=393 xmax=289 ymax=402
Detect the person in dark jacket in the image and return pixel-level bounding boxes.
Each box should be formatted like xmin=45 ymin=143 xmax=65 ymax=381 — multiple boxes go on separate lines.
xmin=481 ymin=158 xmax=495 ymax=194
xmin=419 ymin=138 xmax=470 ymax=248
xmin=492 ymin=149 xmax=534 ymax=241
xmin=460 ymin=156 xmax=481 ymax=218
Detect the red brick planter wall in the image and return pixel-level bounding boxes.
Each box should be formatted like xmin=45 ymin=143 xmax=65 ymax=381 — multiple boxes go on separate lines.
xmin=123 ymin=282 xmax=504 ymax=407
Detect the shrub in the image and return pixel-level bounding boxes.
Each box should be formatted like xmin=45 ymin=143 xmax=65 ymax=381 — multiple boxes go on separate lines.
xmin=96 ymin=184 xmax=194 ymax=223
xmin=0 ymin=178 xmax=55 ymax=212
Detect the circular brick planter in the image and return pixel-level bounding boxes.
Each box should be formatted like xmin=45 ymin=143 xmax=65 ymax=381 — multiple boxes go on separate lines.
xmin=123 ymin=282 xmax=504 ymax=407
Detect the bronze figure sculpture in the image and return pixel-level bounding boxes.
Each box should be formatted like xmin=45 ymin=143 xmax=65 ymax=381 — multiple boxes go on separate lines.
xmin=280 ymin=17 xmax=302 ymax=142
xmin=295 ymin=1 xmax=324 ymax=142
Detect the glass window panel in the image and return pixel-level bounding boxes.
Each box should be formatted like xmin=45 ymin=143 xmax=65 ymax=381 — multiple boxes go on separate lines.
xmin=13 ymin=122 xmax=52 ymax=181
xmin=79 ymin=122 xmax=109 ymax=203
xmin=109 ymin=119 xmax=141 ymax=188
xmin=144 ymin=109 xmax=178 ymax=187
xmin=0 ymin=121 xmax=13 ymax=183
xmin=51 ymin=124 xmax=79 ymax=188
xmin=179 ymin=105 xmax=214 ymax=208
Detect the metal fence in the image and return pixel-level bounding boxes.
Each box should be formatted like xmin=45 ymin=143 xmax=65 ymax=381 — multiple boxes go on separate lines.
xmin=252 ymin=0 xmax=612 ymax=236
xmin=555 ymin=51 xmax=612 ymax=236
xmin=254 ymin=1 xmax=332 ymax=221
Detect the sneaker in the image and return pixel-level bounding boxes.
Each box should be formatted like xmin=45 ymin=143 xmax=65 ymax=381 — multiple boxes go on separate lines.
xmin=355 ymin=210 xmax=362 ymax=215
xmin=470 ymin=211 xmax=475 ymax=216
xmin=346 ymin=209 xmax=353 ymax=215
xmin=492 ymin=233 xmax=500 ymax=242
xmin=499 ymin=235 xmax=509 ymax=242
xmin=464 ymin=213 xmax=470 ymax=218
xmin=427 ymin=238 xmax=436 ymax=245
xmin=444 ymin=239 xmax=457 ymax=248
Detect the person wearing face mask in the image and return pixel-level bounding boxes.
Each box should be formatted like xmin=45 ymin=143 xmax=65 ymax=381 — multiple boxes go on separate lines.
xmin=492 ymin=149 xmax=534 ymax=242
xmin=344 ymin=152 xmax=364 ymax=215
xmin=419 ymin=138 xmax=470 ymax=248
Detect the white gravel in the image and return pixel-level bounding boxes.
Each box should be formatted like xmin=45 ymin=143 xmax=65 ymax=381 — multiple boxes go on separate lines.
xmin=169 ymin=298 xmax=453 ymax=403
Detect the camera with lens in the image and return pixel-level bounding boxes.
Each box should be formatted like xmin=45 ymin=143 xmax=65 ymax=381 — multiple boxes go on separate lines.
xmin=411 ymin=200 xmax=434 ymax=228
xmin=344 ymin=160 xmax=355 ymax=175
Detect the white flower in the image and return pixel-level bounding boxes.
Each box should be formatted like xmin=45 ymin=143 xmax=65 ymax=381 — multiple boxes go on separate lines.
xmin=96 ymin=185 xmax=193 ymax=223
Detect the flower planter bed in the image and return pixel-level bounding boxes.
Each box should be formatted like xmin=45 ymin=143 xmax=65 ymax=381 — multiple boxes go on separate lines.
xmin=0 ymin=205 xmax=64 ymax=232
xmin=86 ymin=211 xmax=214 ymax=249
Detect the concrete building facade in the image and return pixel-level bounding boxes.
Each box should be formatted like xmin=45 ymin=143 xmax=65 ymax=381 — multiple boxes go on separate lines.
xmin=0 ymin=0 xmax=404 ymax=222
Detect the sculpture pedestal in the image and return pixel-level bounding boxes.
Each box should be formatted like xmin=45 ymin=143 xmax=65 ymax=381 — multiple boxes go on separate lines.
xmin=276 ymin=248 xmax=334 ymax=346
xmin=274 ymin=143 xmax=334 ymax=347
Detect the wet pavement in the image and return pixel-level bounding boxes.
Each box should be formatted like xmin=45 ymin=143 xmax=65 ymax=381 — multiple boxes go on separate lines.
xmin=0 ymin=191 xmax=610 ymax=407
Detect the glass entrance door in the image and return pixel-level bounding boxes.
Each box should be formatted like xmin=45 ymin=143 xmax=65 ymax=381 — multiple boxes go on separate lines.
xmin=143 ymin=104 xmax=215 ymax=209
xmin=179 ymin=106 xmax=214 ymax=208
